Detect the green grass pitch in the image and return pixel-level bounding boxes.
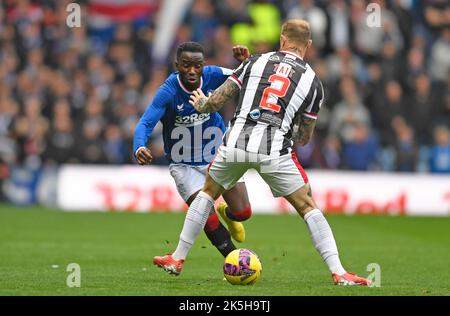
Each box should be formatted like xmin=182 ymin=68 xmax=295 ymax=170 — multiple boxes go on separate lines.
xmin=0 ymin=204 xmax=449 ymax=296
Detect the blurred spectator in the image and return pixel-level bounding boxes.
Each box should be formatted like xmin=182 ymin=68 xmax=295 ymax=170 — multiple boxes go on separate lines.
xmin=185 ymin=0 xmax=218 ymax=52
xmin=363 ymin=62 xmax=384 ymax=115
xmin=391 ymin=0 xmax=414 ymax=50
xmin=429 ymin=28 xmax=450 ymax=82
xmin=0 ymin=157 xmax=8 ymax=201
xmin=379 ymin=40 xmax=403 ymax=82
xmin=82 ymin=97 xmax=106 ymax=132
xmin=329 ymin=76 xmax=371 ymax=144
xmin=406 ymin=74 xmax=438 ymax=145
xmin=406 ymin=47 xmax=426 ymax=85
xmin=215 ymin=0 xmax=252 ymax=27
xmin=392 ymin=119 xmax=418 ymax=172
xmin=325 ymin=0 xmax=351 ymax=52
xmin=43 ymin=115 xmax=75 ymax=165
xmin=351 ymin=0 xmax=403 ymax=58
xmin=139 ymin=67 xmax=168 ymax=112
xmin=76 ymin=121 xmax=106 ymax=164
xmin=320 ymin=135 xmax=342 ymax=170
xmin=372 ymin=80 xmax=406 ymax=147
xmin=0 ymin=98 xmax=18 ymax=164
xmin=429 ymin=125 xmax=450 ymax=173
xmin=0 ymin=0 xmax=447 ymax=174
xmin=422 ymin=0 xmax=450 ymax=35
xmin=42 ymin=99 xmax=75 ymax=164
xmin=443 ymin=76 xmax=450 ymax=124
xmin=342 ymin=123 xmax=379 ymax=171
xmin=103 ymin=124 xmax=127 ymax=165
xmin=326 ymin=47 xmax=364 ymax=82
xmin=12 ymin=96 xmax=49 ymax=165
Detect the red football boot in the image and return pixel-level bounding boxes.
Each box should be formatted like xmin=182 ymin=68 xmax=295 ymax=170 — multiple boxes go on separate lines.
xmin=332 ymin=272 xmax=372 ymax=286
xmin=153 ymin=254 xmax=184 ymax=276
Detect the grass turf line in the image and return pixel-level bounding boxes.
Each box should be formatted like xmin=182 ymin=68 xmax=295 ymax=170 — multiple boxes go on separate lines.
xmin=0 ymin=205 xmax=449 ymax=295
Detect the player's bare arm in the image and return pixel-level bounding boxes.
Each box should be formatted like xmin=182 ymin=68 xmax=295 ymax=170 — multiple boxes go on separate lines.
xmin=189 ymin=80 xmax=239 ymax=113
xmin=295 ymin=116 xmax=316 ymax=146
xmin=136 ymin=147 xmax=153 ymax=165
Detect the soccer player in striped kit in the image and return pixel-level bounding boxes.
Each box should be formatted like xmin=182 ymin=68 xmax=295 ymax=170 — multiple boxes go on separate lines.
xmin=154 ymin=20 xmax=370 ymax=286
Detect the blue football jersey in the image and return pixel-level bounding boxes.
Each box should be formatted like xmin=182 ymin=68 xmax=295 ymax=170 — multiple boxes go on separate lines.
xmin=134 ymin=66 xmax=233 ymax=165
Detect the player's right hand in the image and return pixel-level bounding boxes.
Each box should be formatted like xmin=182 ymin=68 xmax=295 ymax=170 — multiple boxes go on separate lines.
xmin=232 ymin=45 xmax=250 ymax=62
xmin=136 ymin=147 xmax=153 ymax=165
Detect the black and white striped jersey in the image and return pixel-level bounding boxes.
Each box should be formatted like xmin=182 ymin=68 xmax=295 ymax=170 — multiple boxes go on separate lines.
xmin=224 ymin=50 xmax=324 ymax=156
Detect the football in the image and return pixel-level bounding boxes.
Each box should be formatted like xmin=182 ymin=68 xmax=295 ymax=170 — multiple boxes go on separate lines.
xmin=223 ymin=248 xmax=262 ymax=285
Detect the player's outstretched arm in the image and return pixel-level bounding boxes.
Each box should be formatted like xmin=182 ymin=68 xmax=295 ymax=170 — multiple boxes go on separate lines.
xmin=295 ymin=116 xmax=316 ymax=146
xmin=133 ymin=87 xmax=169 ymax=163
xmin=189 ymin=80 xmax=239 ymax=113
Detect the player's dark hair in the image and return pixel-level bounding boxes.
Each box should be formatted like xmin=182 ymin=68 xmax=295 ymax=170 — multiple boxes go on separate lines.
xmin=176 ymin=42 xmax=204 ymax=60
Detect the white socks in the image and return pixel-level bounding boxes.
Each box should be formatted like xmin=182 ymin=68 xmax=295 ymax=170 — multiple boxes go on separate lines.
xmin=303 ymin=209 xmax=346 ymax=275
xmin=172 ymin=191 xmax=215 ymax=260
xmin=172 ymin=197 xmax=347 ymax=276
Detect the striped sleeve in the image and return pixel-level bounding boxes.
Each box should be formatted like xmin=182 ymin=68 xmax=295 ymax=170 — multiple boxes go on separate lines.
xmin=302 ymin=77 xmax=324 ymax=120
xmin=228 ymin=57 xmax=253 ymax=89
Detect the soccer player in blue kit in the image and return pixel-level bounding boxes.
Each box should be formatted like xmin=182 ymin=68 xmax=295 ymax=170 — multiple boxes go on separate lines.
xmin=134 ymin=42 xmax=253 ymax=272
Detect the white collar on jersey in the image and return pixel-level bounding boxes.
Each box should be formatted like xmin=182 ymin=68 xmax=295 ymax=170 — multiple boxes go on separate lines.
xmin=280 ymin=50 xmax=303 ymax=60
xmin=177 ymin=74 xmax=203 ymax=94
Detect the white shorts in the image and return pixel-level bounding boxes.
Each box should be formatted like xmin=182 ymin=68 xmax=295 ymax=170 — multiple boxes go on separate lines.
xmin=169 ymin=163 xmax=244 ymax=202
xmin=208 ymin=146 xmax=309 ymax=197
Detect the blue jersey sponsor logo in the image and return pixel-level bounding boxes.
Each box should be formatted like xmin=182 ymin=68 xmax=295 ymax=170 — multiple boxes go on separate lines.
xmin=174 ymin=112 xmax=211 ymax=127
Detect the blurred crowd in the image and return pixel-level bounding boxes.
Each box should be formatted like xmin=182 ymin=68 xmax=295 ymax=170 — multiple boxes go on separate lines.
xmin=0 ymin=0 xmax=449 ymax=175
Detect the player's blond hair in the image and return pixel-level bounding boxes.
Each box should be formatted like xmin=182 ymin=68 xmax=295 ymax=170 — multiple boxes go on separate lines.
xmin=281 ymin=19 xmax=311 ymax=47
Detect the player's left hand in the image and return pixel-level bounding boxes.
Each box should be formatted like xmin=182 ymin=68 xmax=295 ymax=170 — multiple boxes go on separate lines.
xmin=232 ymin=45 xmax=250 ymax=63
xmin=189 ymin=88 xmax=210 ymax=113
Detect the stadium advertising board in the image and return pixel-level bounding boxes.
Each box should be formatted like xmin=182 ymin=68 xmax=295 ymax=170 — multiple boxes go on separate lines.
xmin=58 ymin=166 xmax=450 ymax=216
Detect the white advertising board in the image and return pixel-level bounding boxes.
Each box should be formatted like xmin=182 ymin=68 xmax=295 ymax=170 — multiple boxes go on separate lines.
xmin=58 ymin=165 xmax=450 ymax=216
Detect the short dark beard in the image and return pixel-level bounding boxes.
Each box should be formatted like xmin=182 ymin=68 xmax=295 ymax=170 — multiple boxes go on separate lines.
xmin=181 ymin=76 xmax=200 ymax=91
